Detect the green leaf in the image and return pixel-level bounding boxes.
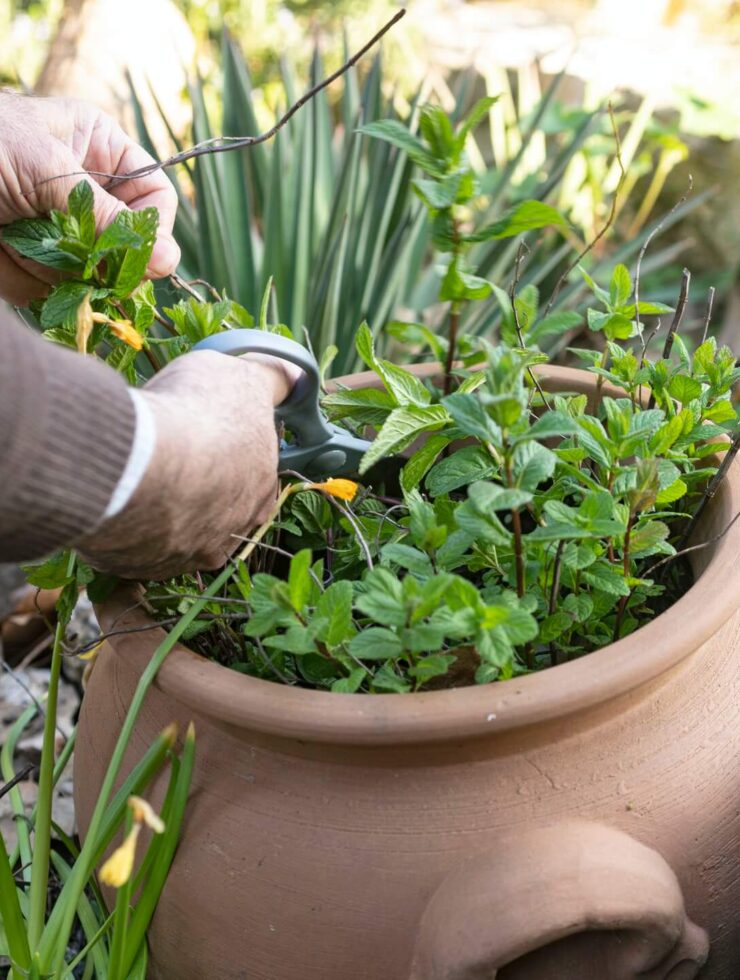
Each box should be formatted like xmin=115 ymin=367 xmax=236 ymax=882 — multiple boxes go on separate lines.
xmin=413 ymin=173 xmax=463 ymax=210
xmin=463 ymin=201 xmax=567 ymax=243
xmin=331 ymin=669 xmax=366 ymax=693
xmin=651 ymin=414 xmax=685 ymax=454
xmin=426 ymin=446 xmax=497 ymax=496
xmin=513 ymin=411 xmax=578 ymax=443
xmin=288 ymin=549 xmax=312 ymax=612
xmin=455 ymin=96 xmax=499 ymax=149
xmin=562 ymin=593 xmax=593 ymax=622
xmin=382 ymin=543 xmax=434 ymax=577
xmin=370 ymin=665 xmax=412 ymax=693
xmin=355 ymin=320 xmax=376 ymax=370
xmin=355 ymin=568 xmax=406 ymax=627
xmin=667 ymin=374 xmax=702 ymax=405
xmin=630 ymin=520 xmax=669 ymax=556
xmin=467 ymin=481 xmax=533 ymax=512
xmin=263 ymin=628 xmax=316 ymax=655
xmin=655 ymin=478 xmax=687 ymax=506
xmin=359 ymin=405 xmax=450 ymax=475
xmin=440 ymin=256 xmax=492 ymax=302
xmin=21 ymin=551 xmax=74 ymax=589
xmin=375 ymin=360 xmax=431 ymax=406
xmin=107 ymin=208 xmax=158 ymax=297
xmin=359 ymin=120 xmax=442 ymax=176
xmin=539 ymin=611 xmax=572 ymax=642
xmin=322 ymin=387 xmax=396 ymax=427
xmin=441 ymin=391 xmax=501 ymax=443
xmin=419 ymin=105 xmax=455 ymax=160
xmin=587 ymin=309 xmax=634 ymax=340
xmin=2 ymin=218 xmax=84 ymax=271
xmin=315 ymin=580 xmax=354 ymax=647
xmin=609 ymin=263 xmax=632 ymax=308
xmin=408 ymin=653 xmax=456 ymax=686
xmin=581 ymin=562 xmax=631 ymax=597
xmin=401 ymin=435 xmax=451 ymax=493
xmin=39 ymin=281 xmax=92 ymax=329
xmin=348 ymin=627 xmax=403 ymax=660
xmin=512 ymin=441 xmax=557 ymax=490
xmin=68 ymin=180 xmax=96 ymax=248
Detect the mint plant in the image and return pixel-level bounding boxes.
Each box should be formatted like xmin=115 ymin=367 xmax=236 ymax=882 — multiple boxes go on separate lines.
xmin=360 ymin=100 xmax=570 ymax=393
xmin=4 ymin=170 xmax=739 ymax=696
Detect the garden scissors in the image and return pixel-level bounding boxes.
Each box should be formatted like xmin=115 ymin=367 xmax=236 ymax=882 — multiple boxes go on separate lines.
xmin=193 ymin=329 xmax=373 ymax=478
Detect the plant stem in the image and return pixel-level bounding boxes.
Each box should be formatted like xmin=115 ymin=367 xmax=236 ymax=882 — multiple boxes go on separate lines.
xmin=676 ymin=427 xmax=740 ymax=551
xmin=27 ymin=551 xmax=75 ymax=951
xmin=503 ymin=453 xmax=525 ymax=600
xmin=613 ymin=514 xmax=635 ymax=641
xmin=443 ymin=302 xmax=461 ymax=396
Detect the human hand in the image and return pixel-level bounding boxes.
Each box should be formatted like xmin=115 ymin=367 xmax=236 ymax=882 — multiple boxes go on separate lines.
xmin=0 ymin=92 xmax=179 ymax=305
xmin=78 ymin=352 xmax=302 ymax=580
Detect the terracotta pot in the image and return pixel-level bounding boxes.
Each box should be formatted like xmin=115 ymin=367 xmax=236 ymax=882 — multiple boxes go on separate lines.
xmin=75 ymin=366 xmax=740 ymax=979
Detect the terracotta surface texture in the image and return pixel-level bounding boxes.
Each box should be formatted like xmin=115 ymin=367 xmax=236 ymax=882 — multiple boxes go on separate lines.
xmin=75 ymin=367 xmax=740 ymax=980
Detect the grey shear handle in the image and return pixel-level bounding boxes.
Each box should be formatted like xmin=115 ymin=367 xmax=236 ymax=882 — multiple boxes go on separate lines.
xmin=192 ymin=329 xmax=372 ymax=477
xmin=193 ymin=329 xmax=333 ymax=446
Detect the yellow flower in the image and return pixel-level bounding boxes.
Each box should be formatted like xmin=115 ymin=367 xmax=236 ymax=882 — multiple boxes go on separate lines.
xmin=77 ymin=640 xmax=103 ymax=662
xmin=129 ymin=795 xmax=166 ymax=834
xmin=98 ymin=795 xmax=166 ymax=888
xmin=109 ymin=319 xmax=143 ymax=351
xmin=309 ymin=478 xmax=359 ymax=501
xmin=75 ymin=291 xmax=93 ymax=355
xmin=90 ymin=311 xmax=144 ymax=351
xmin=99 ymin=824 xmax=140 ymax=888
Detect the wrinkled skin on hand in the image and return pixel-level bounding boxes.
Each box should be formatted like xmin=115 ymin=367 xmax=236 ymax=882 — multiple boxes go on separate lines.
xmin=78 ymin=350 xmax=301 ymax=581
xmin=0 ymin=92 xmax=179 ymax=304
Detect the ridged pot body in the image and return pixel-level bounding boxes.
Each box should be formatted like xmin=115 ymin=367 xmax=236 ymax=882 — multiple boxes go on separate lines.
xmin=75 ymin=367 xmax=740 ymax=980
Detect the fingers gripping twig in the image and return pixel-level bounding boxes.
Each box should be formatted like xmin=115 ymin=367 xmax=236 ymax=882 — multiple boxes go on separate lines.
xmin=22 ymin=9 xmax=407 ymax=198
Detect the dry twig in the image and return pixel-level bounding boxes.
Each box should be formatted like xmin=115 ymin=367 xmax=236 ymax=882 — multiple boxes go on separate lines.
xmin=543 ymin=103 xmax=625 ymax=318
xmin=23 ymin=10 xmax=407 ymax=197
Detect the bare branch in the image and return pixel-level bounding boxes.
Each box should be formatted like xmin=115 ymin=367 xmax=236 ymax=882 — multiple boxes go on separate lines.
xmin=544 ymin=103 xmax=625 ymax=318
xmin=509 ymin=240 xmax=551 ymax=409
xmin=643 ymin=509 xmax=740 ymax=580
xmin=700 ymin=286 xmax=716 ymax=345
xmin=22 ymin=10 xmax=407 ymax=197
xmin=646 ymin=267 xmax=691 ymax=410
xmin=676 ymin=428 xmax=740 ymax=551
xmin=635 ymin=174 xmax=693 ymax=351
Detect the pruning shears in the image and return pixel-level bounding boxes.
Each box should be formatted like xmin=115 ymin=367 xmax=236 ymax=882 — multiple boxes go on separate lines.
xmin=193 ymin=329 xmax=373 ymax=479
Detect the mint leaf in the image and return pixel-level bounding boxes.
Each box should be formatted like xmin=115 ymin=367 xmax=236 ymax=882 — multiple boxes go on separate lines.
xmin=359 ymin=405 xmax=449 ymax=475
xmin=349 ymin=627 xmax=403 ymax=660
xmin=40 ymin=282 xmax=92 ymax=329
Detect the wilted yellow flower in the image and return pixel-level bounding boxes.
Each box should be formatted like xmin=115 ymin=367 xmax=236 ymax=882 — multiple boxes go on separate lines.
xmin=109 ymin=319 xmax=143 ymax=351
xmin=99 ymin=824 xmax=140 ymax=888
xmin=129 ymin=795 xmax=165 ymax=834
xmin=310 ymin=478 xmax=359 ymax=501
xmin=77 ymin=640 xmax=102 ymax=662
xmin=90 ymin=311 xmax=144 ymax=351
xmin=75 ymin=291 xmax=93 ymax=355
xmin=98 ymin=795 xmax=166 ymax=888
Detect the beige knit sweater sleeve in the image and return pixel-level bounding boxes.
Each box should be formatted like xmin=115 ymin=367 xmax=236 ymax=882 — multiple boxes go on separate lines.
xmin=0 ymin=307 xmax=136 ymax=561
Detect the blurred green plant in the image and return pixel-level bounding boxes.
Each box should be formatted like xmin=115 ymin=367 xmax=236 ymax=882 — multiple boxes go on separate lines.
xmin=132 ymin=43 xmax=431 ymax=374
xmin=131 ymin=39 xmax=708 ymax=372
xmin=0 ymin=546 xmax=201 ymax=978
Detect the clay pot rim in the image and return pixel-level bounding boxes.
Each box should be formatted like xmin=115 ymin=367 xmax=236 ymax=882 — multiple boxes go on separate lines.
xmin=99 ymin=365 xmax=740 ymax=745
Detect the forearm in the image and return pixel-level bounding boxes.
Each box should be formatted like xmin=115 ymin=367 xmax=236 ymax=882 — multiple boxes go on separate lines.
xmin=0 ymin=308 xmax=136 ymax=560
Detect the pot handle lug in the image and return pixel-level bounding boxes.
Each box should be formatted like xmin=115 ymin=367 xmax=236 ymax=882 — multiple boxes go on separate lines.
xmin=410 ymin=821 xmax=708 ymax=980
